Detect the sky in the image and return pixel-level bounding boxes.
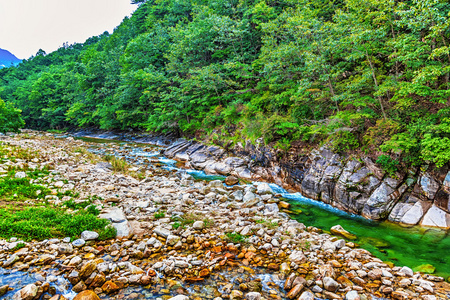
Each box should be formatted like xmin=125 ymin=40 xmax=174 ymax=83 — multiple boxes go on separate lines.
xmin=0 ymin=0 xmax=137 ymax=59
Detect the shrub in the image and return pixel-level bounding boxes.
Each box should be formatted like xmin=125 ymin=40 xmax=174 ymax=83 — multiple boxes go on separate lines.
xmin=225 ymin=232 xmax=248 ymax=244
xmin=376 ymin=155 xmax=399 ymax=176
xmin=0 ymin=207 xmax=115 ymax=241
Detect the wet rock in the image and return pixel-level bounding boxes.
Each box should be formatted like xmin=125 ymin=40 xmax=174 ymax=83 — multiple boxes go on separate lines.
xmin=49 ymin=295 xmax=68 ymax=300
xmin=72 ymin=281 xmax=87 ymax=293
xmin=80 ymin=261 xmax=98 ymax=279
xmin=330 ymin=225 xmax=356 ymax=240
xmin=101 ymin=281 xmax=119 ymax=294
xmin=0 ymin=285 xmax=10 ymax=297
xmin=230 ymin=290 xmax=244 ymax=299
xmin=73 ymin=290 xmax=101 ymax=300
xmin=286 ymin=283 xmax=304 ymax=299
xmin=140 ymin=275 xmax=151 ymax=285
xmin=279 ymin=201 xmax=290 ymax=209
xmin=81 ymin=231 xmax=99 ymax=241
xmin=12 ymin=284 xmax=38 ymax=300
xmin=68 ymin=270 xmax=80 ymax=285
xmin=415 ymin=264 xmax=436 ymax=274
xmin=245 ymin=292 xmax=261 ymax=300
xmin=225 ymin=176 xmax=239 ymax=186
xmin=4 ymin=254 xmax=19 ymax=267
xmin=69 ymin=256 xmax=82 ymax=266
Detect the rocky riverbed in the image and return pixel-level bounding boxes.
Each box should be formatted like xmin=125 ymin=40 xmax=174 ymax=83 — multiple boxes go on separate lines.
xmin=0 ymin=131 xmax=449 ymax=300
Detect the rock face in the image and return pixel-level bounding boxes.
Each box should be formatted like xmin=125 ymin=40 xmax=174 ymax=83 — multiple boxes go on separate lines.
xmin=164 ymin=137 xmax=450 ymax=228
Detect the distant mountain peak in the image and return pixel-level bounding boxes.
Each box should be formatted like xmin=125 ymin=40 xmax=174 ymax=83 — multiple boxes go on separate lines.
xmin=0 ymin=48 xmax=22 ymax=68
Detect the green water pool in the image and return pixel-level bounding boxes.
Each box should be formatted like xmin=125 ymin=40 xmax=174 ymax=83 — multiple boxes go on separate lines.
xmin=287 ymin=199 xmax=450 ymax=280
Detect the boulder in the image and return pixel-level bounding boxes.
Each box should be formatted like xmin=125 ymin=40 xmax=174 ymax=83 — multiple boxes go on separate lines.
xmin=257 ymin=183 xmax=273 ymax=195
xmin=389 ymin=197 xmax=428 ymax=225
xmin=73 ymin=290 xmax=101 ymax=300
xmin=330 ymin=225 xmax=356 ymax=240
xmin=420 ymin=174 xmax=440 ymax=200
xmin=0 ymin=285 xmax=10 ymax=297
xmin=225 ymin=176 xmax=239 ymax=186
xmin=323 ymin=276 xmax=339 ymax=292
xmin=421 ymin=205 xmax=450 ymax=228
xmin=298 ymin=291 xmax=315 ymax=300
xmin=12 ymin=284 xmax=38 ymax=300
xmin=362 ymin=182 xmax=397 ymax=220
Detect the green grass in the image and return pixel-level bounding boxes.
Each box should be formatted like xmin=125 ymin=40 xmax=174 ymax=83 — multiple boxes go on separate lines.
xmin=0 ymin=207 xmax=116 ymax=241
xmin=255 ymin=218 xmax=279 ymax=229
xmin=0 ymin=177 xmax=51 ymax=201
xmin=103 ymin=155 xmax=129 ymax=173
xmin=225 ymin=232 xmax=248 ymax=244
xmin=154 ymin=211 xmax=165 ymax=219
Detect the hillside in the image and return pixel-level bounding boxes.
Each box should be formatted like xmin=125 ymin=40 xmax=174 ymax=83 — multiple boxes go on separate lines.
xmin=0 ymin=0 xmax=450 ymax=173
xmin=0 ymin=48 xmax=21 ymax=68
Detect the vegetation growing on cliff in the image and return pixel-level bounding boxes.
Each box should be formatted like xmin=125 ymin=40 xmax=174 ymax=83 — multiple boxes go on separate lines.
xmin=1 ymin=0 xmax=450 ymax=169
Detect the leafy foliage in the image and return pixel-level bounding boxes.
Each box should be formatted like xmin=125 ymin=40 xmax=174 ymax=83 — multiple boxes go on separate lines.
xmin=1 ymin=0 xmax=450 ymax=168
xmin=0 ymin=207 xmax=115 ymax=241
xmin=0 ymin=98 xmax=24 ymax=133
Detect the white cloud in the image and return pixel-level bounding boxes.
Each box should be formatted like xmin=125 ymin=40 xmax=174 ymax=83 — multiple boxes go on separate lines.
xmin=0 ymin=0 xmax=136 ymax=59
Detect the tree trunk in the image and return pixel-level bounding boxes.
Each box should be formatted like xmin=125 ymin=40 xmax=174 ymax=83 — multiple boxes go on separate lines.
xmin=366 ymin=50 xmax=387 ymax=120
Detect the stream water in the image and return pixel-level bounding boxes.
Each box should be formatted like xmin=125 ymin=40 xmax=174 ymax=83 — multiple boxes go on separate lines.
xmin=79 ymin=136 xmax=450 ymax=281
xmin=2 ymin=134 xmax=448 ymax=299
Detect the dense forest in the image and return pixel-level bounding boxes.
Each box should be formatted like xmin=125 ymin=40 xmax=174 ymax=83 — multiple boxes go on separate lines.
xmin=1 ymin=0 xmax=450 ymax=170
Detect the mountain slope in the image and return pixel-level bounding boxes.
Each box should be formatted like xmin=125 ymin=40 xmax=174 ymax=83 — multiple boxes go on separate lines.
xmin=0 ymin=48 xmax=21 ymax=68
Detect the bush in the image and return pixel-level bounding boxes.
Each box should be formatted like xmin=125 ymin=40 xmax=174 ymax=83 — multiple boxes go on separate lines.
xmin=0 ymin=207 xmax=115 ymax=241
xmin=329 ymin=131 xmax=360 ymax=153
xmin=0 ymin=98 xmax=25 ymax=134
xmin=376 ymin=155 xmax=399 ymax=176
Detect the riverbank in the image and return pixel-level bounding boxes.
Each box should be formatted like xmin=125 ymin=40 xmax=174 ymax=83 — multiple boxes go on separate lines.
xmin=0 ymin=131 xmax=449 ymax=300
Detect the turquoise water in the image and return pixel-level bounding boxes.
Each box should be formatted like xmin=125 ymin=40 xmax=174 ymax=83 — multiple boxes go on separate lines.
xmin=77 ymin=135 xmax=450 ymax=280
xmin=270 ymin=185 xmax=450 ymax=280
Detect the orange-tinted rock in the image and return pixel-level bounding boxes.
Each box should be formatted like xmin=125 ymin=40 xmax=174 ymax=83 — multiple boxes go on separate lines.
xmin=73 ymin=290 xmax=101 ymax=300
xmin=140 ymin=276 xmax=151 ymax=285
xmin=199 ymin=269 xmax=210 ymax=277
xmin=286 ymin=283 xmax=304 ymax=299
xmin=49 ymin=295 xmax=68 ymax=300
xmin=101 ymin=281 xmax=119 ymax=294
